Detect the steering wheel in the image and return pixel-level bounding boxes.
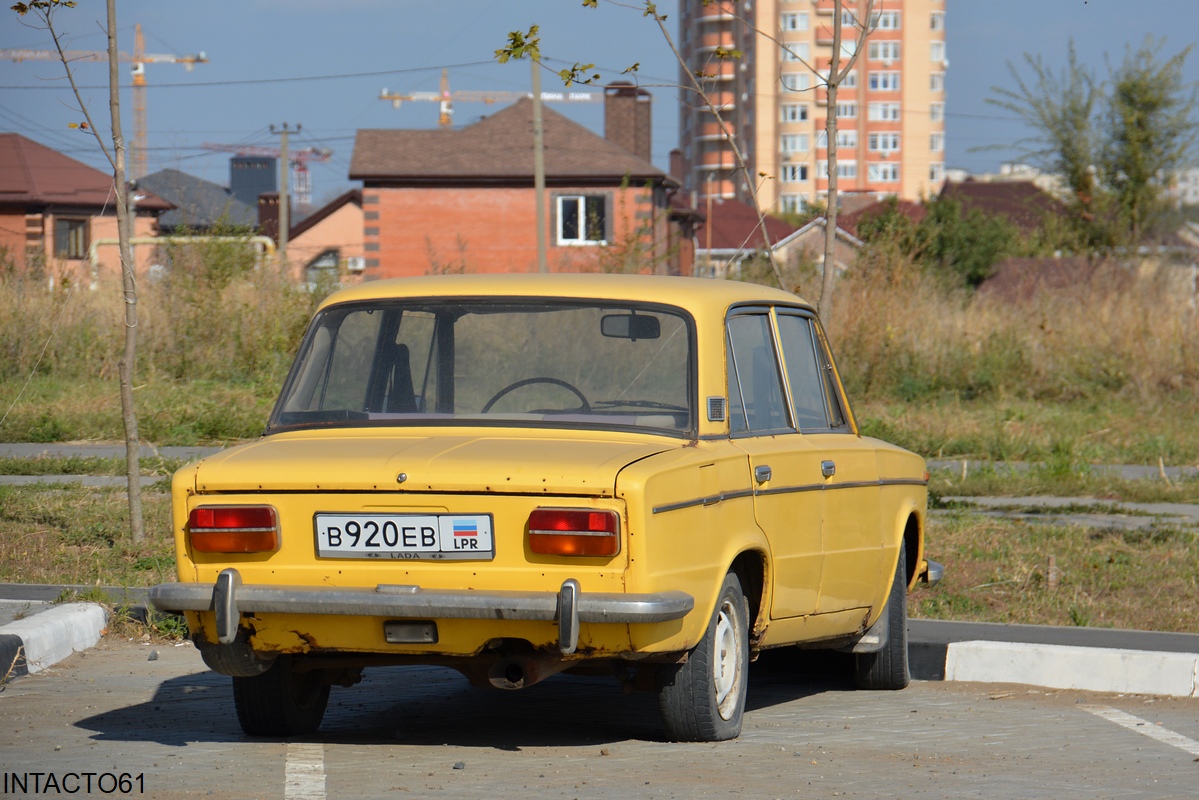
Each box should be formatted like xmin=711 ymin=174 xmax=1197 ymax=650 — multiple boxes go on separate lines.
xmin=481 ymin=377 xmax=591 ymax=414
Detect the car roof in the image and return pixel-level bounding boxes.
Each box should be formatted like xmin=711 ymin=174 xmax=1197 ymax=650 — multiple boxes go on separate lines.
xmin=318 ymin=274 xmax=814 ymax=319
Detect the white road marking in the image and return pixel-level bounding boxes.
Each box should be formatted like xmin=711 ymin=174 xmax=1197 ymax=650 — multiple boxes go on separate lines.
xmin=285 ymin=743 xmax=327 ymax=800
xmin=1081 ymin=705 xmax=1199 ymax=757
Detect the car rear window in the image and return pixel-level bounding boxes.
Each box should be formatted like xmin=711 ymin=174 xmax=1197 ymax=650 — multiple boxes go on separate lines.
xmin=270 ymin=299 xmax=695 ymax=436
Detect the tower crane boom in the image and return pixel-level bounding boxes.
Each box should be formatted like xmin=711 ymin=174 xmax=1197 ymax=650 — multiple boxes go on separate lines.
xmin=0 ymin=24 xmax=207 ymax=179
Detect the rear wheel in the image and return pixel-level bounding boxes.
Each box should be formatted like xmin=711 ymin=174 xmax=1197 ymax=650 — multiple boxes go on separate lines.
xmin=232 ymin=655 xmax=330 ymax=736
xmin=658 ymin=572 xmax=750 ymax=742
xmin=855 ymin=542 xmax=910 ymax=690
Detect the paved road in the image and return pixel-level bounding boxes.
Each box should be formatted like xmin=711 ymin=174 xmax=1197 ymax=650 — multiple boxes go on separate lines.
xmin=2 ymin=637 xmax=1197 ymax=799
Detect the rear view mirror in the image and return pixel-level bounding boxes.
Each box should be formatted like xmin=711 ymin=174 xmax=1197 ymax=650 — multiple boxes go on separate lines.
xmin=601 ymin=313 xmax=661 ymax=341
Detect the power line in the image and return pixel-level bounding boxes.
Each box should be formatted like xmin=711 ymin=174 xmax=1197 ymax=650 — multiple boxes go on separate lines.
xmin=0 ymin=60 xmax=497 ymax=91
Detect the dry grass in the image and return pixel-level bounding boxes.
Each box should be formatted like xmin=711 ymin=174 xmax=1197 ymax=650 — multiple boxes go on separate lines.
xmin=0 ymin=484 xmax=174 ymax=587
xmin=913 ymin=510 xmax=1199 ymax=632
xmin=825 ymin=258 xmax=1199 ymax=405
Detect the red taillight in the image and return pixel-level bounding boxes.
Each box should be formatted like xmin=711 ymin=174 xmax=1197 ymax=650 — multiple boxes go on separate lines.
xmin=188 ymin=505 xmax=279 ymax=553
xmin=527 ymin=508 xmax=620 ymax=557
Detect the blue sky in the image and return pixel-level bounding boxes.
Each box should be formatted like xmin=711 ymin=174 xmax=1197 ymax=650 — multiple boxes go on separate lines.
xmin=3 ymin=1 xmax=1198 ymax=206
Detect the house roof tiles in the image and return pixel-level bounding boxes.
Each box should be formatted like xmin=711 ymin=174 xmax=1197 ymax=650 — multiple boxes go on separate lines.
xmin=0 ymin=132 xmax=171 ymax=210
xmin=350 ymin=98 xmax=672 ymax=187
xmin=695 ymin=198 xmax=798 ymax=253
xmin=940 ymin=179 xmax=1064 ymax=232
xmin=138 ymin=168 xmax=255 ymax=229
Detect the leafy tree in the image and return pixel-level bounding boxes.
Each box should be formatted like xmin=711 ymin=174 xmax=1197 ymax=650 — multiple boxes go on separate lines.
xmin=1102 ymin=38 xmax=1198 ymax=242
xmin=988 ymin=37 xmax=1197 ymax=246
xmin=856 ymin=197 xmax=1019 ymax=288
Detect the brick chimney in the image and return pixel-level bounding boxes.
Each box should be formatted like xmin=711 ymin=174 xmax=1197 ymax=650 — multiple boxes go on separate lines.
xmin=604 ymin=82 xmax=652 ymax=163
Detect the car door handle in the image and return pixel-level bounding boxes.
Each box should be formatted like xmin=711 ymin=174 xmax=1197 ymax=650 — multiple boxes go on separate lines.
xmin=754 ymin=465 xmax=772 ymax=484
xmin=821 ymin=460 xmax=836 ymax=478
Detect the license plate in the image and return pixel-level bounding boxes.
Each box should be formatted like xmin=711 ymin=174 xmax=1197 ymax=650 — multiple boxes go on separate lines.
xmin=314 ymin=514 xmax=494 ymax=560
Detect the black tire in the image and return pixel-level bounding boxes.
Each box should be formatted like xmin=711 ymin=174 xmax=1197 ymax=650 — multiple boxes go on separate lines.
xmin=855 ymin=542 xmax=910 ymax=690
xmin=658 ymin=572 xmax=750 ymax=742
xmin=232 ymin=655 xmax=330 ymax=736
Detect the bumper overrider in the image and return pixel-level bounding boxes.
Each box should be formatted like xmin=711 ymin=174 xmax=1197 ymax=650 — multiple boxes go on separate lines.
xmin=149 ymin=568 xmax=695 ymax=657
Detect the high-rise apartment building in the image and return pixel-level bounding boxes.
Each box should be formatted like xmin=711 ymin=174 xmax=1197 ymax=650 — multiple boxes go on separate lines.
xmin=678 ymin=0 xmax=947 ymax=211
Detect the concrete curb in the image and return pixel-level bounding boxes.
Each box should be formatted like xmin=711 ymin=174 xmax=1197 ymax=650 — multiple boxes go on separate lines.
xmin=0 ymin=603 xmax=108 ymax=677
xmin=942 ymin=640 xmax=1199 ymax=697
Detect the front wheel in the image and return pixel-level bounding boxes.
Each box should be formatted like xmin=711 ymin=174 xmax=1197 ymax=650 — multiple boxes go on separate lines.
xmin=658 ymin=572 xmax=750 ymax=742
xmin=855 ymin=542 xmax=911 ymax=690
xmin=232 ymin=655 xmax=331 ymax=736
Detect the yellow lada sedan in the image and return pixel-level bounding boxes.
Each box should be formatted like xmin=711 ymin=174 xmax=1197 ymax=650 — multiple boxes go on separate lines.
xmin=150 ymin=273 xmax=939 ymax=742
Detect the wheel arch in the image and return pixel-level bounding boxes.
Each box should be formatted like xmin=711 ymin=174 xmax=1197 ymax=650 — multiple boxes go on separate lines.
xmin=729 ymin=548 xmax=768 ymax=646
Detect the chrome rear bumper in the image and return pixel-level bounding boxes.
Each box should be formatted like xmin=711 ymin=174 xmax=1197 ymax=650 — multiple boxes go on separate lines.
xmin=149 ymin=568 xmax=694 ymax=655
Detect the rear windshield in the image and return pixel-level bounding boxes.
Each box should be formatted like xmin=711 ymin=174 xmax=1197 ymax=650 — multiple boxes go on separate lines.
xmin=268 ymin=298 xmax=695 ymax=436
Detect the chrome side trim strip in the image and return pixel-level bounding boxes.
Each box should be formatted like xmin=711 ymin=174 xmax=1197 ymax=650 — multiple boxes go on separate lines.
xmin=653 ymin=476 xmax=929 ymax=514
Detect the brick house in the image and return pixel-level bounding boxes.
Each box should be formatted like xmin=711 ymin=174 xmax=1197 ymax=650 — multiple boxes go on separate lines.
xmin=0 ymin=133 xmax=171 ymax=281
xmin=285 ymin=189 xmax=364 ymax=284
xmin=348 ymin=90 xmax=689 ymax=278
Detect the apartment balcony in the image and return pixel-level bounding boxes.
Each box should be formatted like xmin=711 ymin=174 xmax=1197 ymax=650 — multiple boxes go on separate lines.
xmin=705 ymin=90 xmax=737 ymax=111
xmin=695 ymin=31 xmax=736 ymax=54
xmin=695 ymin=120 xmax=735 ymax=141
xmin=695 ymin=62 xmax=736 ymax=83
xmin=815 ymin=0 xmax=836 ymax=15
xmin=697 ymin=1 xmax=735 ymax=22
xmin=815 ymin=25 xmax=834 ymax=46
xmin=695 ymin=150 xmax=739 ymax=171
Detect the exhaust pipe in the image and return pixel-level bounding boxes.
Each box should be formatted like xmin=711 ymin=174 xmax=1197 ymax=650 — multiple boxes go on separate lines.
xmin=487 ymin=652 xmax=570 ymax=690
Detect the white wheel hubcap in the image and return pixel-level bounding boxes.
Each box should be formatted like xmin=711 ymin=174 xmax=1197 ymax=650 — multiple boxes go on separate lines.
xmin=712 ymin=598 xmax=741 ymax=720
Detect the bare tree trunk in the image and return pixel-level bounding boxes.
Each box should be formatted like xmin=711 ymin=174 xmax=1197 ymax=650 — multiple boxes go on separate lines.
xmin=820 ymin=15 xmax=841 ymax=319
xmin=107 ymin=0 xmax=144 ymax=544
xmin=819 ymin=0 xmax=875 ymax=321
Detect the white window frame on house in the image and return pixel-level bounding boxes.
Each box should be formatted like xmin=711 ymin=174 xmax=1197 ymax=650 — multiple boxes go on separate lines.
xmin=780 ymin=133 xmax=811 ymax=154
xmin=780 ymin=194 xmax=805 ymax=213
xmin=868 ymin=102 xmax=902 ymax=121
xmin=929 ymin=162 xmax=945 ymax=182
xmin=868 ymin=132 xmax=901 ymax=153
xmin=931 ymin=11 xmax=945 ymax=31
xmin=930 ymin=72 xmax=945 ymax=92
xmin=930 ymin=102 xmax=945 ymax=122
xmin=556 ymin=195 xmax=607 ymax=246
xmin=930 ymin=132 xmax=945 ymax=152
xmin=869 ymin=71 xmax=901 ymax=91
xmin=867 ymin=163 xmax=900 ymax=182
xmin=781 ymin=164 xmax=809 ymax=183
xmin=931 ymin=41 xmax=946 ymax=63
xmin=781 ymin=73 xmax=811 ymax=92
xmin=819 ymin=68 xmax=856 ymax=88
xmin=872 ymin=11 xmax=901 ymax=30
xmin=835 ymin=102 xmax=857 ymax=119
xmin=781 ymin=12 xmax=809 ymax=31
xmin=819 ymin=160 xmax=857 ymax=179
xmin=783 ymin=42 xmax=811 ymax=61
xmin=780 ymin=103 xmax=809 ymax=123
xmin=868 ymin=41 xmax=901 ymax=63
xmin=818 ymin=130 xmax=858 ymax=149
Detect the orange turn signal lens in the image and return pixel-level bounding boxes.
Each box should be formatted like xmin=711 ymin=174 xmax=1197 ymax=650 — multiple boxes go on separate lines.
xmin=528 ymin=508 xmax=620 ymax=557
xmin=188 ymin=505 xmax=279 ymax=553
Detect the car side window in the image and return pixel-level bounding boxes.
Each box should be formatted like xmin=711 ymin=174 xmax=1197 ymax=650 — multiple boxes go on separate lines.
xmin=775 ymin=313 xmax=833 ymax=431
xmin=726 ymin=313 xmax=791 ymax=435
xmin=812 ymin=321 xmax=848 ymax=430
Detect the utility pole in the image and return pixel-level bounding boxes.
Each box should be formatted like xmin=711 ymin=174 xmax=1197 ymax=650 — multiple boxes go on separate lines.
xmin=531 ymin=60 xmax=547 ymax=273
xmin=270 ymin=122 xmax=298 ymax=263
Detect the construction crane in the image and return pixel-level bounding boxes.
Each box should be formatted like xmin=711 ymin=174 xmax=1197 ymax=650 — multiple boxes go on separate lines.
xmin=1 ymin=24 xmax=207 ymax=179
xmin=199 ymin=143 xmax=333 ymax=207
xmin=380 ymin=68 xmax=601 ymax=128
